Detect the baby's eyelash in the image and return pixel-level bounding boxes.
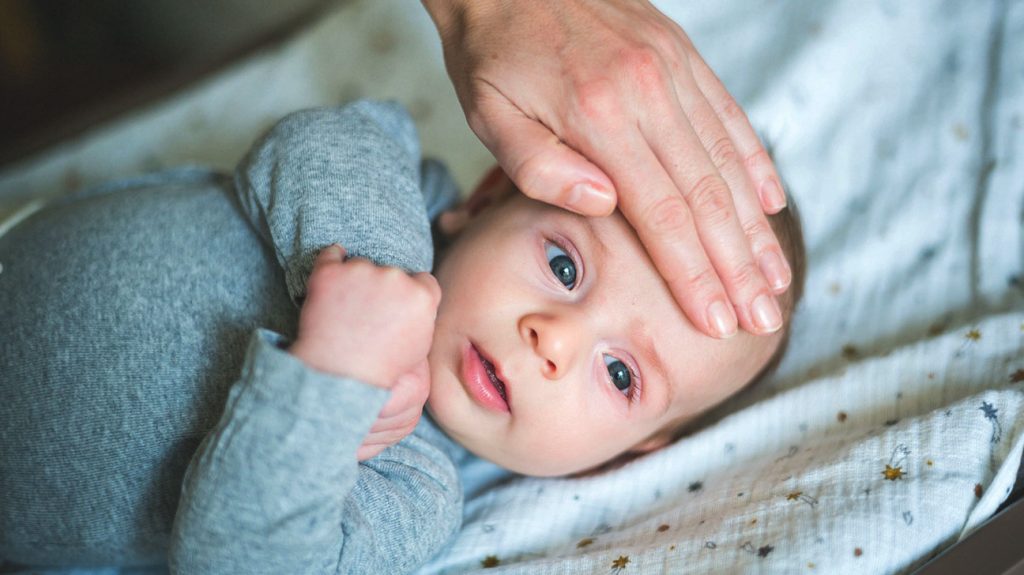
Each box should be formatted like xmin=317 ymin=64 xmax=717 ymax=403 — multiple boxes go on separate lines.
xmin=545 ymin=236 xmax=583 ymax=289
xmin=604 ymin=353 xmax=643 ymax=405
xmin=624 ymin=364 xmax=642 ymax=405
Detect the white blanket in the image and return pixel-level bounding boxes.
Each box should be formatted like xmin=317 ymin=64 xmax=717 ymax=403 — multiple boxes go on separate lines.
xmin=1 ymin=1 xmax=1021 ymax=573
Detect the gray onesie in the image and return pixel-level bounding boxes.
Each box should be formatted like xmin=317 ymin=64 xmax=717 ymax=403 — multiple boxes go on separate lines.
xmin=0 ymin=101 xmax=468 ymax=573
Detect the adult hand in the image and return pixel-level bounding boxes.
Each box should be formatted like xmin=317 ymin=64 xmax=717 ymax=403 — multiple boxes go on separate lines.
xmin=422 ymin=0 xmax=791 ymax=338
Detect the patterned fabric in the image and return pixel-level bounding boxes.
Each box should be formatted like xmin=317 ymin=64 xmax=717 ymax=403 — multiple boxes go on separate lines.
xmin=0 ymin=0 xmax=1021 ymax=573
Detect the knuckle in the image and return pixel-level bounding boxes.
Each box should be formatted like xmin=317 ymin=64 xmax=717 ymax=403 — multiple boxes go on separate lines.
xmin=719 ymin=96 xmax=747 ymax=124
xmin=621 ymin=46 xmax=664 ymax=89
xmin=744 ymin=147 xmax=772 ymax=172
xmin=706 ymin=135 xmax=739 ymax=171
xmin=741 ymin=217 xmax=773 ymax=243
xmin=648 ymin=26 xmax=679 ymax=60
xmin=573 ymin=78 xmax=620 ymax=123
xmin=510 ymin=151 xmax=553 ymax=200
xmin=409 ymin=281 xmax=438 ymax=310
xmin=684 ymin=265 xmax=720 ymax=295
xmin=726 ymin=260 xmax=763 ymax=291
xmin=687 ymin=175 xmax=734 ymax=226
xmin=643 ymin=195 xmax=693 ymax=237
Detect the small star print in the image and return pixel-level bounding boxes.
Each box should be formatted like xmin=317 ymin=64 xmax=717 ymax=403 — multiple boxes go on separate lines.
xmin=981 ymin=402 xmax=998 ymax=420
xmin=481 ymin=555 xmax=500 ymax=568
xmin=577 ymin=538 xmax=595 ymax=548
xmin=981 ymin=401 xmax=1003 ymax=443
xmin=1011 ymin=369 xmax=1024 ymax=383
xmin=965 ymin=329 xmax=981 ymax=341
xmin=883 ymin=465 xmax=906 ymax=481
xmin=611 ymin=555 xmax=630 ymax=572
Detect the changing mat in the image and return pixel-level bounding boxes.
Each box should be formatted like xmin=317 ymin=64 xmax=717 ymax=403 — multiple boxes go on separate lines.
xmin=1 ymin=0 xmax=1021 ymax=573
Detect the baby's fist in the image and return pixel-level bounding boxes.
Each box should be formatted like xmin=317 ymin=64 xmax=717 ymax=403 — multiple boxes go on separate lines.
xmin=289 ymin=245 xmax=441 ymax=388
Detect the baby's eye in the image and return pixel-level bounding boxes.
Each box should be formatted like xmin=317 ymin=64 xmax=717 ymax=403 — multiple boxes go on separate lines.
xmin=545 ymin=242 xmax=577 ymax=289
xmin=603 ymin=354 xmax=632 ymax=395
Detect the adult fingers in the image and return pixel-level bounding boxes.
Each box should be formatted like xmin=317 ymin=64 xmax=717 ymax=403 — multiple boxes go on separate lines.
xmin=669 ymin=64 xmax=792 ymax=296
xmin=598 ymin=127 xmax=738 ymax=339
xmin=681 ymin=36 xmax=787 ymax=215
xmin=639 ymin=85 xmax=782 ymax=335
xmin=469 ymin=89 xmax=617 ymax=217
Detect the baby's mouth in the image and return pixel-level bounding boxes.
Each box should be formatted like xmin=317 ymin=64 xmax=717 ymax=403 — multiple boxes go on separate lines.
xmin=476 ymin=348 xmax=508 ymax=404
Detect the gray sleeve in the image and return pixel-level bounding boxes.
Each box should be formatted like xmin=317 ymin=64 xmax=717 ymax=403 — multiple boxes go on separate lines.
xmin=168 ymin=330 xmax=462 ymax=574
xmin=233 ymin=100 xmax=435 ymax=304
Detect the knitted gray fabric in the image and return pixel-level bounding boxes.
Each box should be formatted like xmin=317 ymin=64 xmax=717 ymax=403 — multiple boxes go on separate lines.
xmin=0 ymin=101 xmax=464 ymax=573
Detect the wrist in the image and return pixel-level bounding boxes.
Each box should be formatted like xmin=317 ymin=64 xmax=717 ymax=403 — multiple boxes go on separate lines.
xmin=288 ymin=340 xmax=392 ymax=389
xmin=421 ymin=0 xmax=503 ymax=41
xmin=421 ymin=0 xmax=463 ymax=36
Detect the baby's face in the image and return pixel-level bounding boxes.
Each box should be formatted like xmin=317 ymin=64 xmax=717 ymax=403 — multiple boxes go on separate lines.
xmin=427 ymin=177 xmax=782 ymax=476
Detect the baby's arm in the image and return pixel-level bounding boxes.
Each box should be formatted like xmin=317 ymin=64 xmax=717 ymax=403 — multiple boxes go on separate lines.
xmin=169 ymin=247 xmax=459 ymax=573
xmin=232 ymin=100 xmax=438 ymax=303
xmin=170 ymin=103 xmax=461 ymax=572
xmin=235 ymin=100 xmax=451 ymax=456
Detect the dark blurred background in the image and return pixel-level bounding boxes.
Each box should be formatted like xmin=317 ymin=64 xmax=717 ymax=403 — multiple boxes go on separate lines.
xmin=0 ymin=0 xmax=334 ymax=167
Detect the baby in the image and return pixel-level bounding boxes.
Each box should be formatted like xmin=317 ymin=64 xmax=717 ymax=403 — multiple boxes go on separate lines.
xmin=426 ymin=166 xmax=803 ymax=479
xmin=0 ymin=100 xmax=803 ymax=573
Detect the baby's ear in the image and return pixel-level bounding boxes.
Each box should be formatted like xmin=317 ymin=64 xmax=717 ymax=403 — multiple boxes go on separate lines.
xmin=437 ymin=164 xmax=516 ymax=237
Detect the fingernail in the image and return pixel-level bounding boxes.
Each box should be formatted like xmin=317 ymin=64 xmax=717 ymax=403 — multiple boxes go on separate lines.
xmin=759 ymin=250 xmax=791 ymax=292
xmin=566 ymin=183 xmax=613 ymax=215
xmin=760 ymin=179 xmax=786 ymax=212
xmin=707 ymin=300 xmax=738 ymax=338
xmin=751 ymin=293 xmax=783 ymax=333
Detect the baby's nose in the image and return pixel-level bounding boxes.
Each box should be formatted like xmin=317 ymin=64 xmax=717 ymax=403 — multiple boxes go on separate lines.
xmin=518 ymin=312 xmax=579 ymax=380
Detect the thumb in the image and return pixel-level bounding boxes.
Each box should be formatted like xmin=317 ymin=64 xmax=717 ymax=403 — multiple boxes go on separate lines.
xmin=474 ymin=98 xmax=617 ymax=217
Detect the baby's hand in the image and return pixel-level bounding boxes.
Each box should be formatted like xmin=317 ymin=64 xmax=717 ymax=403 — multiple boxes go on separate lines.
xmin=356 ymin=359 xmax=430 ymax=461
xmin=289 ymin=245 xmax=441 ymax=388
